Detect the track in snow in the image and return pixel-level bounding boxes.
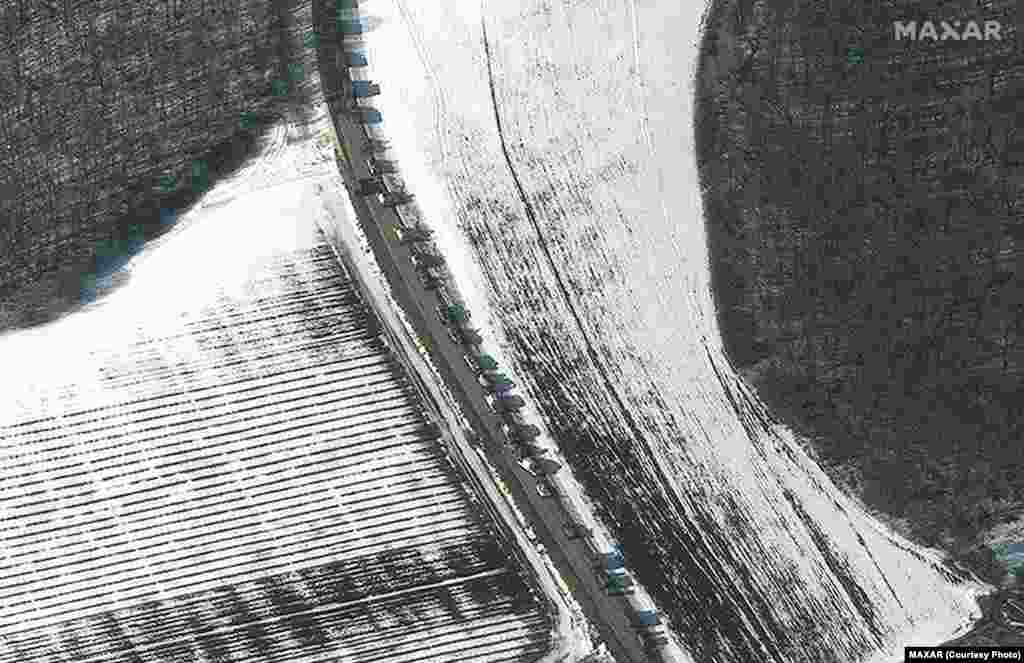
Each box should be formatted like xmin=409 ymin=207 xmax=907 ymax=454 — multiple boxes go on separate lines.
xmin=342 ymin=2 xmax=986 ymax=661
xmin=0 ymin=106 xmax=552 ymax=663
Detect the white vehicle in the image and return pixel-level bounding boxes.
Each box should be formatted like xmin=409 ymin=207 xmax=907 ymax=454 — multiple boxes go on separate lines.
xmin=517 ymin=457 xmax=536 ymax=476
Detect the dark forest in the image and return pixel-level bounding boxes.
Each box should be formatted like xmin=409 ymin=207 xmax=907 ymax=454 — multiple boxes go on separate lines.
xmin=0 ymin=0 xmax=319 ymax=329
xmin=697 ymin=0 xmax=1022 ymax=586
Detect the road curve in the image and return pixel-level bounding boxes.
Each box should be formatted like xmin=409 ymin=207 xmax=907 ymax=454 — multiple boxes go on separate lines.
xmin=313 ymin=181 xmax=579 ymax=662
xmin=312 ymin=3 xmax=658 ymax=663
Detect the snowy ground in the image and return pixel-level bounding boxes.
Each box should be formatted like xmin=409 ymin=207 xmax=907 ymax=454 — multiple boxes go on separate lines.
xmin=0 ymin=108 xmax=552 ymax=662
xmin=313 ymin=174 xmax=590 ymax=663
xmin=341 ymin=1 xmax=988 ymax=661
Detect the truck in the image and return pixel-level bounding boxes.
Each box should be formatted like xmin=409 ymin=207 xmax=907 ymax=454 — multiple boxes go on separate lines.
xmin=606 ymin=572 xmax=636 ymax=596
xmin=338 ymin=18 xmax=369 ymax=35
xmin=522 ymin=443 xmax=549 ymax=458
xmin=474 ymin=353 xmax=499 ymax=372
xmin=563 ymin=519 xmax=593 ymax=540
xmin=461 ymin=329 xmax=483 ymax=346
xmin=596 ymin=548 xmax=626 ymax=574
xmin=351 ymin=80 xmax=381 ymax=98
xmin=532 ymin=457 xmax=561 ymax=476
xmin=380 ymin=191 xmax=415 ymax=207
xmin=632 ymin=610 xmax=661 ymax=629
xmin=356 ymin=177 xmax=384 ymax=196
xmin=489 ymin=380 xmax=516 ymax=395
xmin=420 ymin=267 xmax=444 ymax=290
xmin=493 ymin=394 xmax=525 ymax=412
xmin=397 ymin=226 xmax=433 ymax=243
xmin=414 ymin=252 xmax=445 ymax=270
xmin=368 ymin=158 xmax=400 ymax=175
xmin=349 ymin=107 xmax=382 ymax=125
xmin=343 ymin=50 xmax=369 ymax=68
xmin=509 ymin=423 xmax=541 ymax=442
xmin=444 ymin=304 xmax=470 ymax=324
xmin=642 ymin=632 xmax=671 ymax=650
xmin=485 ymin=375 xmax=515 ymax=390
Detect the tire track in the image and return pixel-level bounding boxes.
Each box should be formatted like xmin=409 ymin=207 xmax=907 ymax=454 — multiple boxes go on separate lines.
xmin=394 ymin=0 xmax=450 ymax=163
xmin=626 ymin=0 xmax=674 ymax=234
xmin=480 ymin=15 xmax=797 ymax=662
xmin=480 ymin=17 xmax=650 ymax=489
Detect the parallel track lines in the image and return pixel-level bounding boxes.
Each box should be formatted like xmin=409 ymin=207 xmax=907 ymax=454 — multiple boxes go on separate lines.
xmin=2 ymin=189 xmax=549 ymax=659
xmin=5 ymin=349 xmax=398 ymax=439
xmin=2 ymin=576 xmax=544 ymax=663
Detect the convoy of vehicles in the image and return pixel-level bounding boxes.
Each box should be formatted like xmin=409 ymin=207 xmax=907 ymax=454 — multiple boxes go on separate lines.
xmin=343 ymin=41 xmax=675 ymax=656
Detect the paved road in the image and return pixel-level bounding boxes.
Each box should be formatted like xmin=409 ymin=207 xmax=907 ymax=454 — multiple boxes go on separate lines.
xmin=313 ymin=9 xmax=652 ymax=663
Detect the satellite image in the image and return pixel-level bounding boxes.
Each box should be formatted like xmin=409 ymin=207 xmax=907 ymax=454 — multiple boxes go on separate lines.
xmin=0 ymin=1 xmax=1020 ymax=662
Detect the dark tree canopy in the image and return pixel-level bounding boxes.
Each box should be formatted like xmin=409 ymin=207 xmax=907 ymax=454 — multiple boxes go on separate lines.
xmin=697 ymin=0 xmax=1022 ymax=575
xmin=0 ymin=0 xmax=320 ymax=328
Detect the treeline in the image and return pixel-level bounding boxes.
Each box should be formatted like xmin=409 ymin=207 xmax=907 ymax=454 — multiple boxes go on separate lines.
xmin=0 ymin=0 xmax=319 ymax=329
xmin=696 ymin=0 xmax=1022 ymax=581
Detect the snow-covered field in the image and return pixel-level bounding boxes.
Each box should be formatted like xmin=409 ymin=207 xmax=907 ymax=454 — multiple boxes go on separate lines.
xmin=0 ymin=109 xmax=551 ymax=662
xmin=348 ymin=1 xmax=987 ymax=661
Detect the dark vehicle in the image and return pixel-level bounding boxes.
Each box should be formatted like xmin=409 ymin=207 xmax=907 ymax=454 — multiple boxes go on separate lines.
xmin=352 ymin=80 xmax=381 ymax=98
xmin=563 ymin=520 xmax=593 ymax=540
xmin=338 ymin=18 xmax=369 ymax=35
xmin=606 ymin=573 xmax=635 ymax=596
xmin=356 ymin=177 xmax=384 ymax=196
xmin=643 ymin=632 xmax=670 ymax=649
xmin=461 ymin=329 xmax=483 ymax=346
xmin=509 ymin=423 xmax=541 ymax=442
xmin=522 ymin=443 xmax=549 ymax=458
xmin=368 ymin=158 xmax=400 ymax=175
xmin=420 ymin=268 xmax=443 ymax=290
xmin=445 ymin=304 xmax=470 ymax=324
xmin=596 ymin=549 xmax=626 ymax=573
xmin=533 ymin=458 xmax=561 ymax=476
xmin=343 ymin=50 xmax=369 ymax=68
xmin=632 ymin=610 xmax=661 ymax=629
xmin=489 ymin=380 xmax=516 ymax=395
xmin=414 ymin=252 xmax=445 ymax=269
xmin=493 ymin=394 xmax=525 ymax=412
xmin=381 ymin=191 xmax=415 ymax=207
xmin=349 ymin=107 xmax=382 ymax=125
xmin=481 ymin=371 xmax=512 ymax=385
xmin=474 ymin=353 xmax=499 ymax=372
